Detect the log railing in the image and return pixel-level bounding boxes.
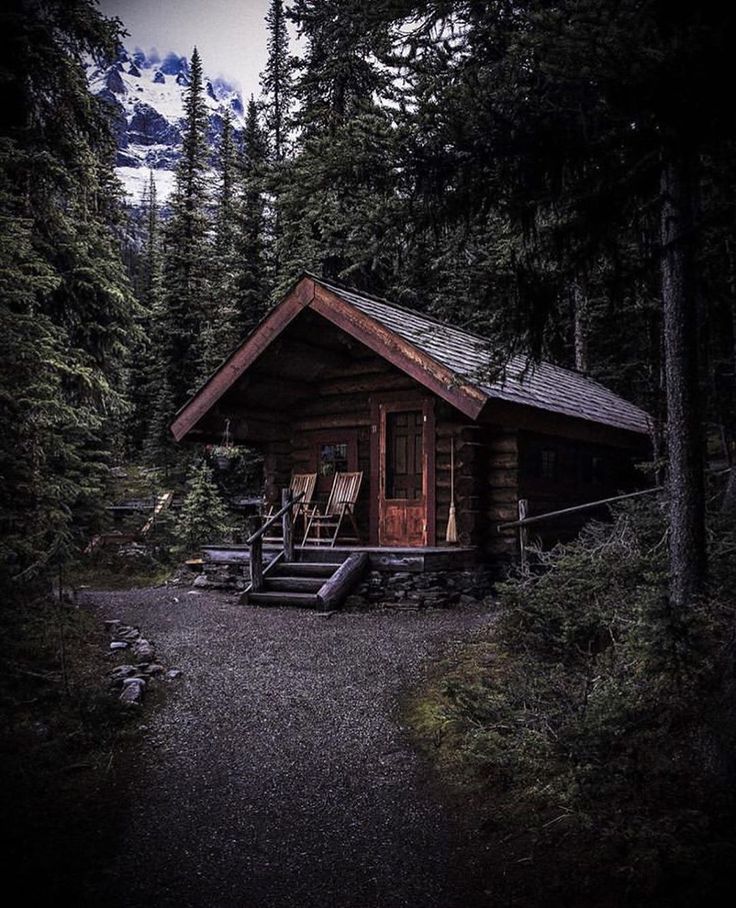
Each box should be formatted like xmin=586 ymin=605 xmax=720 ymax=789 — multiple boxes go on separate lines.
xmin=245 ymin=489 xmax=305 ymax=593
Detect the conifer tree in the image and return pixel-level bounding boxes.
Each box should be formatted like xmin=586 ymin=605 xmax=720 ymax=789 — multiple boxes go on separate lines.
xmin=0 ymin=0 xmax=137 ymax=587
xmin=260 ymin=0 xmax=294 ymax=161
xmin=177 ymin=460 xmax=230 ymax=550
xmin=200 ymin=111 xmax=241 ymax=378
xmin=126 ymin=171 xmax=162 ymax=454
xmin=231 ymin=97 xmax=271 ymax=332
xmin=159 ymin=46 xmax=212 ymax=404
xmin=274 ymin=2 xmax=400 ymax=293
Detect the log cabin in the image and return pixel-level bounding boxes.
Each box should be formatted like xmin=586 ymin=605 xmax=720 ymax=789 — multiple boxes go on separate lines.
xmin=171 ymin=273 xmax=651 ymax=576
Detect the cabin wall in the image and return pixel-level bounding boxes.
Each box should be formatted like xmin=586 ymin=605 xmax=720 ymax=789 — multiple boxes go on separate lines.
xmin=517 ymin=429 xmax=647 ymax=546
xmin=480 ymin=426 xmax=520 ymax=562
xmin=434 ymin=404 xmax=485 ymax=549
xmin=287 ymin=355 xmax=418 ymax=540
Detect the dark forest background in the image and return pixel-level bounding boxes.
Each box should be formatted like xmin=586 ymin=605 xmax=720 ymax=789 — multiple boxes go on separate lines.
xmin=2 ymin=0 xmax=736 ymax=596
xmin=2 ymin=2 xmax=736 ymax=904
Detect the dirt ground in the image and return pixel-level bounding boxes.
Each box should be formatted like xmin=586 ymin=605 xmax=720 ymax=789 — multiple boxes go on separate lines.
xmin=77 ymin=588 xmax=495 ymax=908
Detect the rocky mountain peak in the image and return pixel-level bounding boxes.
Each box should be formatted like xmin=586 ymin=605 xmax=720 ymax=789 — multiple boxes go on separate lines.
xmin=88 ymin=46 xmax=244 ymax=204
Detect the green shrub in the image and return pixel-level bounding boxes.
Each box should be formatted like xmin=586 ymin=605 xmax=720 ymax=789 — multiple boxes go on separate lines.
xmin=425 ymin=496 xmax=736 ymax=904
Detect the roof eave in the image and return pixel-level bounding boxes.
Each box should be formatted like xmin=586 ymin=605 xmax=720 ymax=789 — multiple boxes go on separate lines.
xmin=310 ymin=281 xmax=488 ymax=420
xmin=170 ymin=275 xmax=316 ymax=442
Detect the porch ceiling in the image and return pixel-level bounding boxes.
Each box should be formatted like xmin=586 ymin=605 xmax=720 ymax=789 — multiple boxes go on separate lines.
xmin=180 ymin=308 xmax=408 ymax=444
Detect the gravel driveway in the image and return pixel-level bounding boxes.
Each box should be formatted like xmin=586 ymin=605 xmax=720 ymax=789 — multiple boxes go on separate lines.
xmin=82 ymin=589 xmax=494 ymax=908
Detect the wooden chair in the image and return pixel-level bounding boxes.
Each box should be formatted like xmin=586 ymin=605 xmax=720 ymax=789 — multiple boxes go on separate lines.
xmin=264 ymin=473 xmax=317 ymax=537
xmin=302 ymin=471 xmax=363 ymax=547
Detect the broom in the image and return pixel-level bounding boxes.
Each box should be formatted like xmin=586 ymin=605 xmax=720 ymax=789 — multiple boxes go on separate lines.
xmin=446 ymin=434 xmax=458 ymax=543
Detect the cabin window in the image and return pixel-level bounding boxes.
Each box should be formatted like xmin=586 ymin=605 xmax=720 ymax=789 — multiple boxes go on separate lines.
xmin=578 ymin=450 xmax=607 ymax=485
xmin=319 ymin=442 xmax=349 ymax=478
xmin=540 ymin=448 xmax=557 ymax=481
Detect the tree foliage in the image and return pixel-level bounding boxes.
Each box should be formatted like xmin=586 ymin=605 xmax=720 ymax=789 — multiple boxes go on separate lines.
xmin=0 ymin=0 xmax=137 ymax=589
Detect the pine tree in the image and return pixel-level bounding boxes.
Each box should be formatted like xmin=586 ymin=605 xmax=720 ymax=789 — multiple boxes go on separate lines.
xmin=0 ymin=0 xmax=137 ymax=588
xmin=260 ymin=0 xmax=294 ymax=162
xmin=231 ymin=97 xmax=271 ymax=333
xmin=177 ymin=460 xmax=230 ymax=550
xmin=200 ymin=111 xmax=241 ymax=378
xmin=159 ymin=46 xmax=212 ymax=405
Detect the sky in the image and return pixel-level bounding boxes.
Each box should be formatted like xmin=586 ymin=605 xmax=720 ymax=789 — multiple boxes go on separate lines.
xmin=99 ymin=0 xmax=272 ymax=98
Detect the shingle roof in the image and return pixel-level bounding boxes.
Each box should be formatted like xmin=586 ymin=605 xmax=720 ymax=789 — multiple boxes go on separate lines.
xmin=313 ymin=276 xmax=651 ymax=436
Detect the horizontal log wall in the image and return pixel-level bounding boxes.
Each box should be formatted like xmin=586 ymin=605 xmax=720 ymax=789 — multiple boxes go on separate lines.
xmin=290 ymin=354 xmax=417 ymax=540
xmin=481 ymin=425 xmax=520 ymax=560
xmin=517 ymin=429 xmax=645 ymax=547
xmin=434 ymin=403 xmax=485 ymax=548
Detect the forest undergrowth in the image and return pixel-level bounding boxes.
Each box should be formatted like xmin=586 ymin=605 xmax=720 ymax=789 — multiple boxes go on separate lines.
xmin=407 ymin=486 xmax=736 ymax=908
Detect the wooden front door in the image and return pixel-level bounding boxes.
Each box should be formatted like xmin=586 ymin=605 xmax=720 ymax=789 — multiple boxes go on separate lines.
xmin=377 ymin=398 xmax=434 ymax=546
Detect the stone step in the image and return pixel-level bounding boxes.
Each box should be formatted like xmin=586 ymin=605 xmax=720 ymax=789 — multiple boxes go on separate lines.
xmin=264 ymin=576 xmax=324 ymax=593
xmin=248 ymin=591 xmax=320 ymax=608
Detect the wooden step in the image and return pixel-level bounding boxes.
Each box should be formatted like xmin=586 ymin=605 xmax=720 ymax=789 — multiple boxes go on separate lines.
xmin=248 ymin=591 xmax=320 ymax=608
xmin=271 ymin=562 xmax=343 ymax=578
xmin=264 ymin=576 xmax=323 ymax=593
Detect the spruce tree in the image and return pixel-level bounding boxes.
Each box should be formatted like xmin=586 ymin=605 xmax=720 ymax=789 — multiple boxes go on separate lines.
xmin=273 ymin=1 xmax=400 ymax=293
xmin=0 ymin=0 xmax=137 ymax=588
xmin=159 ymin=46 xmax=212 ymax=404
xmin=260 ymin=0 xmax=294 ymax=162
xmin=200 ymin=111 xmax=241 ymax=378
xmin=126 ymin=171 xmax=162 ymax=454
xmin=231 ymin=97 xmax=271 ymax=333
xmin=145 ymin=47 xmax=212 ymax=468
xmin=177 ymin=460 xmax=230 ymax=550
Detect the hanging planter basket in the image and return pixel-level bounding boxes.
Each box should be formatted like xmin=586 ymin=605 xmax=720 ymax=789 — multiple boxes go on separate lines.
xmin=211 ymin=419 xmax=236 ymax=470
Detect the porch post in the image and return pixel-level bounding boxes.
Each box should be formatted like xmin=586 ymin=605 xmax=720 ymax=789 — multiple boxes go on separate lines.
xmin=248 ymin=514 xmax=264 ymax=592
xmin=282 ymin=487 xmax=294 ymax=561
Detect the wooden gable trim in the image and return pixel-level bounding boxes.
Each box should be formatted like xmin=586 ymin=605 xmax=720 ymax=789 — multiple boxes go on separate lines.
xmin=311 ymin=283 xmax=488 ymax=420
xmin=170 ymin=277 xmax=316 ymax=442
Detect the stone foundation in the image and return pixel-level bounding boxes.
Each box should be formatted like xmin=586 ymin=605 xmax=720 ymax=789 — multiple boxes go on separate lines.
xmin=193 ymin=560 xmax=495 ymax=609
xmin=345 ymin=568 xmax=495 ymax=610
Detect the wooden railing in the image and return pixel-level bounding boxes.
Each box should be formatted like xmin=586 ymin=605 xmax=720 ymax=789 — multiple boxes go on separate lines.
xmin=245 ymin=488 xmax=305 ymax=593
xmin=499 ymin=486 xmax=665 ymax=569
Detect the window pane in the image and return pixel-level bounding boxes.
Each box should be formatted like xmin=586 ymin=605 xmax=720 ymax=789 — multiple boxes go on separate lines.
xmin=319 ymin=442 xmax=348 ymax=477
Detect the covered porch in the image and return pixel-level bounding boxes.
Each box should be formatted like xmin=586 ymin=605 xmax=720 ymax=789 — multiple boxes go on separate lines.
xmin=172 ymin=277 xmax=486 ymax=554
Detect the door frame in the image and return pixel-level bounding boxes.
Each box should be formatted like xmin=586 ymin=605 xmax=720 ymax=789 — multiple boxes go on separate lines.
xmin=369 ymin=393 xmax=435 ymax=546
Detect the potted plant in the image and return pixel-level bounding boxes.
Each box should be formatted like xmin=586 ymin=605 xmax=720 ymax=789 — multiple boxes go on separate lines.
xmin=209 ymin=444 xmax=239 ymax=471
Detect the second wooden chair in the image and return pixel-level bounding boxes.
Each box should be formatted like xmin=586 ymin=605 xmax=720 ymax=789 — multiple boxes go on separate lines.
xmin=302 ymin=471 xmax=363 ymax=547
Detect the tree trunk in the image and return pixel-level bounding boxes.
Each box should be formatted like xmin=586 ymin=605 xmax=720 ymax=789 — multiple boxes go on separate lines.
xmin=572 ymin=279 xmax=589 ymax=373
xmin=660 ymin=146 xmax=707 ymax=607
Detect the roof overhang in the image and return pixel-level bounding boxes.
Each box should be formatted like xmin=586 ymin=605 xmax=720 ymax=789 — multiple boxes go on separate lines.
xmin=170 ymin=275 xmax=488 ymax=442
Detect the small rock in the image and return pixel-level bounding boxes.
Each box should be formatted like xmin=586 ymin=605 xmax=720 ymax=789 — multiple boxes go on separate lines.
xmin=142 ymin=663 xmax=165 ymax=676
xmin=122 ymin=676 xmax=146 ymax=688
xmin=119 ymin=681 xmax=144 ymax=706
xmin=110 ymin=641 xmax=128 ymax=651
xmin=193 ymin=574 xmax=209 ymax=588
xmin=132 ymin=639 xmax=155 ymax=661
xmin=165 ymin=669 xmax=182 ymax=680
xmin=103 ymin=619 xmax=122 ymax=628
xmin=110 ymin=664 xmax=137 ymax=678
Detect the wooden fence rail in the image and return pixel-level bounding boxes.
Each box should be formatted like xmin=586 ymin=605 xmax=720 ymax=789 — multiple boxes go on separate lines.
xmin=499 ymin=466 xmax=732 ymax=566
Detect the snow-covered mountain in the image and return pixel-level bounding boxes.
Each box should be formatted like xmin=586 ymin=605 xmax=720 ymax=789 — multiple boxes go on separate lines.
xmin=88 ymin=47 xmax=245 ymax=204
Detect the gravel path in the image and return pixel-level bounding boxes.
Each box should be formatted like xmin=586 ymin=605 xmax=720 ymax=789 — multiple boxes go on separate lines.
xmin=83 ymin=588 xmax=494 ymax=908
